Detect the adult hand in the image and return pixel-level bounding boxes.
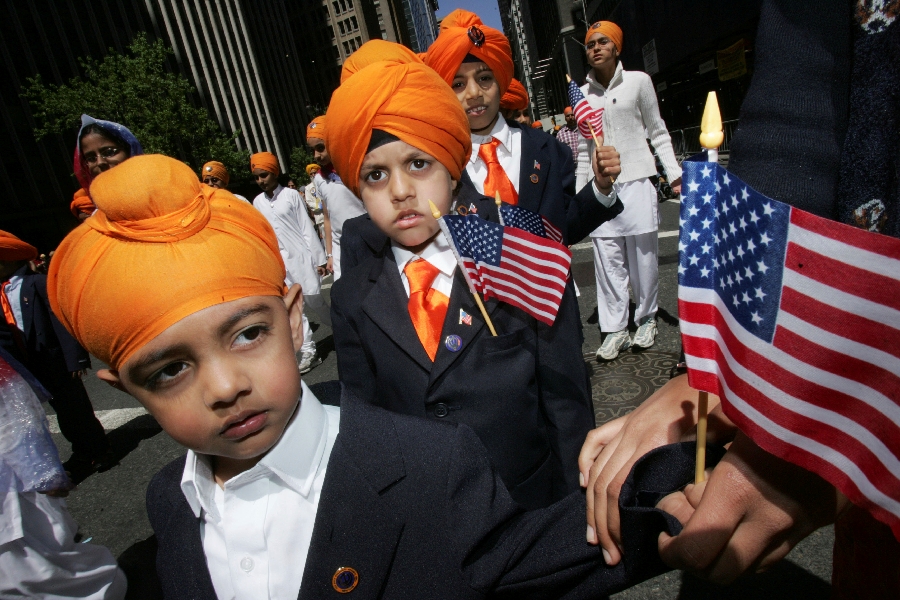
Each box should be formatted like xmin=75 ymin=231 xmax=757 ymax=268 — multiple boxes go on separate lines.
xmin=326 ymin=257 xmax=334 ymax=274
xmin=591 ymin=136 xmax=621 ymax=194
xmin=579 ymin=374 xmax=736 ymax=564
xmin=657 ymin=431 xmax=850 ymax=584
xmin=670 ymin=177 xmax=682 ymax=195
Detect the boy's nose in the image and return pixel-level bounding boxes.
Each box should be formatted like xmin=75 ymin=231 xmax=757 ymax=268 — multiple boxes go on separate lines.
xmin=389 ymin=171 xmax=414 ymax=202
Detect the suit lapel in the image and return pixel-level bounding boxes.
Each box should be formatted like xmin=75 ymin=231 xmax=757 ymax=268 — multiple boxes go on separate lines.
xmin=20 ymin=275 xmax=35 ymax=337
xmin=515 ymin=126 xmax=550 ymax=213
xmin=299 ymin=395 xmax=406 ymax=599
xmin=428 ymin=271 xmax=501 ymax=387
xmin=361 ymin=253 xmax=433 ymax=371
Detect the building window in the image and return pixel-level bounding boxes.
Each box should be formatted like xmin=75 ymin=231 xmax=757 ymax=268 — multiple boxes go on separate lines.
xmin=333 ymin=2 xmax=339 ymax=14
xmin=338 ymin=20 xmax=345 ymax=35
xmin=347 ymin=0 xmax=353 ymax=7
xmin=339 ymin=0 xmax=347 ymax=11
xmin=343 ymin=41 xmax=350 ymax=54
xmin=350 ymin=16 xmax=357 ymax=30
xmin=355 ymin=36 xmax=362 ymax=48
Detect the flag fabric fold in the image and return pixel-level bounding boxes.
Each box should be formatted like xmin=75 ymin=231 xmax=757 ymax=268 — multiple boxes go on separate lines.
xmin=497 ymin=202 xmax=564 ymax=243
xmin=567 ymin=79 xmax=604 ymax=140
xmin=678 ymin=151 xmax=900 ymax=539
xmin=437 ymin=213 xmax=571 ymax=325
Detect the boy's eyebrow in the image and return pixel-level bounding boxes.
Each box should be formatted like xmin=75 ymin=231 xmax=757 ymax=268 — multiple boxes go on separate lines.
xmin=217 ymin=303 xmax=272 ymax=337
xmin=361 ymin=148 xmax=428 ymax=172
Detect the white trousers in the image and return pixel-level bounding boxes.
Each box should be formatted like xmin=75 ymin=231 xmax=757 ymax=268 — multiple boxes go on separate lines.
xmin=299 ymin=293 xmax=331 ymax=355
xmin=592 ymin=232 xmax=659 ymax=332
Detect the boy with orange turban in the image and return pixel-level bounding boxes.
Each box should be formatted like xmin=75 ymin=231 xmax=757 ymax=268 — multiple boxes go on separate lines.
xmin=327 ymin=40 xmax=622 ymax=511
xmin=424 ymin=9 xmax=623 ymax=246
xmin=305 ymin=116 xmax=366 ymax=281
xmin=0 ymin=231 xmax=112 ymax=481
xmin=201 ymin=160 xmax=249 ymax=202
xmin=250 ymin=151 xmax=328 ymax=374
xmin=499 ymin=77 xmax=530 ymax=124
xmin=47 ymin=153 xmax=708 ymax=597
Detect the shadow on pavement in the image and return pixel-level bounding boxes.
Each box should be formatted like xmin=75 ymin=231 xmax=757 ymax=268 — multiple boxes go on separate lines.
xmin=678 ymin=560 xmax=831 ymax=598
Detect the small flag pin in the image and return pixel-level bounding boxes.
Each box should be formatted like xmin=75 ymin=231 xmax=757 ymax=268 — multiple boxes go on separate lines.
xmin=459 ymin=309 xmax=472 ymax=325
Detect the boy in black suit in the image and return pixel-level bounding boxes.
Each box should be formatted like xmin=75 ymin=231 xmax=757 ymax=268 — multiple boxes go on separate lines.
xmin=423 ymin=9 xmax=621 ymax=246
xmin=0 ymin=231 xmax=111 ymax=481
xmin=49 ymin=153 xmax=701 ymax=598
xmin=328 ymin=43 xmax=623 ymax=510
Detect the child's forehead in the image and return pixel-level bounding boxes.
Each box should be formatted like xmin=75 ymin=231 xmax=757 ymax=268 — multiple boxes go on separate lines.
xmin=455 ymin=60 xmax=492 ymax=76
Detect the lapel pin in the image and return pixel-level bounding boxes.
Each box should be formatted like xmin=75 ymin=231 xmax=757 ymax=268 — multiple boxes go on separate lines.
xmin=459 ymin=309 xmax=472 ymax=326
xmin=534 ymin=160 xmax=541 ymax=170
xmin=530 ymin=174 xmax=539 ymax=184
xmin=332 ymin=567 xmax=359 ymax=593
xmin=445 ymin=334 xmax=463 ymax=352
xmin=456 ymin=205 xmax=469 ymax=216
xmin=468 ymin=203 xmax=478 ymax=214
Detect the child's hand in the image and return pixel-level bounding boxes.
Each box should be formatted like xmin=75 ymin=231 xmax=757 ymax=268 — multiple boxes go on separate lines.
xmin=591 ymin=136 xmax=621 ymax=194
xmin=316 ymin=265 xmax=328 ymax=277
xmin=657 ymin=431 xmax=850 ymax=584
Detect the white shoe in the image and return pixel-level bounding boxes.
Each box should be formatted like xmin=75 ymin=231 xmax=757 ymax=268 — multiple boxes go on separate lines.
xmin=298 ymin=350 xmax=321 ymax=374
xmin=596 ymin=329 xmax=632 ymax=361
xmin=633 ymin=318 xmax=658 ymax=349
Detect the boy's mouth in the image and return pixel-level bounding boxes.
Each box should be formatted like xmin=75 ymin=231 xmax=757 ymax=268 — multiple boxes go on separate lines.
xmin=220 ymin=410 xmax=268 ymax=439
xmin=395 ymin=210 xmax=423 ymax=229
xmin=467 ymin=105 xmax=488 ymax=117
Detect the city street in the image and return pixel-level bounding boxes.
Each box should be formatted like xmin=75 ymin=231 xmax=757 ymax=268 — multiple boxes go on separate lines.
xmin=49 ymin=198 xmax=834 ymax=598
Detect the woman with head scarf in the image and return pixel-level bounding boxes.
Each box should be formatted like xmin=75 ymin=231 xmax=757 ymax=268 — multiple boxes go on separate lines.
xmin=73 ymin=114 xmax=143 ymax=194
xmin=578 ymin=21 xmax=682 ymax=360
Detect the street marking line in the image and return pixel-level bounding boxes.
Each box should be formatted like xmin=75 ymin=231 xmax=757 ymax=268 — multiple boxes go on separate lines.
xmin=47 ymin=407 xmax=151 ymax=433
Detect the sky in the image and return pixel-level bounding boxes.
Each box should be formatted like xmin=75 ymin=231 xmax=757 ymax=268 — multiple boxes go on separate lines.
xmin=436 ymin=0 xmax=503 ymax=31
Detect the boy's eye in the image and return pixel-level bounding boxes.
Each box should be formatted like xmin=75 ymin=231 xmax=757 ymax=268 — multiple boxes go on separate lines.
xmin=410 ymin=159 xmax=429 ymax=171
xmin=364 ymin=169 xmax=386 ymax=183
xmin=235 ymin=325 xmax=269 ymax=347
xmin=147 ymin=361 xmax=188 ymax=389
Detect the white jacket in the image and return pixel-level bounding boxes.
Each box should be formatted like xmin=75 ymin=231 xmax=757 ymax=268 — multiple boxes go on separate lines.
xmin=575 ymin=62 xmax=681 ymax=190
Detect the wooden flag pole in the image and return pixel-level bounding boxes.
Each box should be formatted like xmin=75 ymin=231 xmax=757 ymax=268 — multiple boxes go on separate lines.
xmin=694 ymin=92 xmax=723 ymax=483
xmin=428 ymin=200 xmax=498 ymax=337
xmin=695 ymin=391 xmax=709 ymax=483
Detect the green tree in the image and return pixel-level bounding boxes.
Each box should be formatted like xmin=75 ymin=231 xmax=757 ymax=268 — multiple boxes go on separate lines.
xmin=22 ymin=33 xmax=250 ymax=186
xmin=289 ymin=145 xmax=317 ymax=186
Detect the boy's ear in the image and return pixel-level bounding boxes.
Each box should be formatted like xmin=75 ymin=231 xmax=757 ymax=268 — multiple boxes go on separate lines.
xmin=96 ymin=369 xmax=127 ymax=393
xmin=283 ymin=284 xmax=305 ymax=352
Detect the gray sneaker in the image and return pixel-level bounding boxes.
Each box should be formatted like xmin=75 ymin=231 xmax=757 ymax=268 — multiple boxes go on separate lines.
xmin=633 ymin=318 xmax=658 ymax=349
xmin=298 ymin=350 xmax=321 ymax=374
xmin=596 ymin=329 xmax=632 ymax=360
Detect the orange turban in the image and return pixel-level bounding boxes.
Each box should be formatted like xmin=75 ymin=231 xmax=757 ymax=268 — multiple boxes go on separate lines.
xmin=532 ymin=121 xmax=543 ymax=129
xmin=201 ymin=161 xmax=230 ymax=185
xmin=326 ymin=60 xmax=471 ymax=199
xmin=585 ymin=21 xmax=623 ymax=51
xmin=250 ymin=152 xmax=280 ymax=176
xmin=500 ymin=78 xmax=529 ymax=111
xmin=341 ymin=40 xmax=422 ymax=83
xmin=424 ymin=9 xmax=514 ymax=95
xmin=306 ymin=116 xmax=326 ymax=141
xmin=70 ymin=188 xmax=96 ymax=217
xmin=0 ymin=231 xmax=37 ymax=262
xmin=564 ymin=106 xmax=573 ymax=115
xmin=305 ymin=164 xmax=320 ymax=178
xmin=48 ymin=155 xmax=285 ymax=370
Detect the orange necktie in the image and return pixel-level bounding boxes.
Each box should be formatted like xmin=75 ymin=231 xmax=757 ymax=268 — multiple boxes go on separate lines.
xmin=404 ymin=259 xmax=450 ymax=361
xmin=478 ymin=138 xmax=518 ymax=205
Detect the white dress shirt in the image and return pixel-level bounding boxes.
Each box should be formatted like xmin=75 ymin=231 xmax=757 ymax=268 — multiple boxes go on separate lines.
xmin=5 ymin=268 xmax=26 ymax=331
xmin=180 ymin=381 xmax=340 ymax=600
xmin=468 ymin=117 xmax=522 ymax=195
xmin=391 ymin=234 xmax=457 ymax=299
xmin=253 ymin=185 xmax=327 ymax=293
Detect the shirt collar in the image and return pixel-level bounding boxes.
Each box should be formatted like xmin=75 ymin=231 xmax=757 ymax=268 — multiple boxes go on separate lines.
xmin=586 ymin=62 xmax=624 ymax=92
xmin=180 ymin=380 xmax=329 ymax=519
xmin=469 ymin=117 xmax=512 ymax=163
xmin=391 ymin=234 xmax=456 ymax=279
xmin=265 ymin=184 xmax=284 ymax=200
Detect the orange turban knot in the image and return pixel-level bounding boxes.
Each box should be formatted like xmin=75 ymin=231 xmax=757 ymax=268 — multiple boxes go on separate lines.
xmin=70 ymin=188 xmax=96 ymax=218
xmin=500 ymin=78 xmax=529 ymax=111
xmin=202 ymin=161 xmax=230 ymax=185
xmin=306 ymin=116 xmax=326 ymax=141
xmin=424 ymin=9 xmax=514 ymax=95
xmin=532 ymin=121 xmax=543 ymax=129
xmin=250 ymin=152 xmax=280 ymax=177
xmin=48 ymin=155 xmax=285 ymax=370
xmin=341 ymin=40 xmax=422 ymax=83
xmin=585 ymin=20 xmax=623 ymax=51
xmin=0 ymin=231 xmax=37 ymax=262
xmin=326 ymin=59 xmax=471 ymax=199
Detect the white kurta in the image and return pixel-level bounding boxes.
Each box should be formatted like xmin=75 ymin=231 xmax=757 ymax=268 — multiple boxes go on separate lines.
xmin=253 ymin=185 xmax=326 ymax=294
xmin=314 ymin=173 xmax=366 ymax=280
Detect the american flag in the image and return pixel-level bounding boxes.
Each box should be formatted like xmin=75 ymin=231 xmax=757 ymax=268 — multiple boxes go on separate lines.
xmin=678 ymin=152 xmax=900 ymax=538
xmin=567 ymin=79 xmax=604 ymax=140
xmin=438 ymin=214 xmax=571 ymax=326
xmin=498 ymin=203 xmax=564 ymax=243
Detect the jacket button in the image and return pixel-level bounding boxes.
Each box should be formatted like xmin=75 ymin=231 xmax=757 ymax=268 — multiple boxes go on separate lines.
xmin=434 ymin=403 xmax=449 ymax=418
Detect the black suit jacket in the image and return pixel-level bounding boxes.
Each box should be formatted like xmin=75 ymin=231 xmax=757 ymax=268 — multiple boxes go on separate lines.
xmin=332 ymin=194 xmax=592 ymax=509
xmin=461 ymin=120 xmax=623 ymax=245
xmin=0 ymin=269 xmax=91 ymax=375
xmin=148 ymin=388 xmax=722 ymax=599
